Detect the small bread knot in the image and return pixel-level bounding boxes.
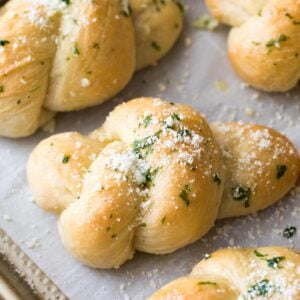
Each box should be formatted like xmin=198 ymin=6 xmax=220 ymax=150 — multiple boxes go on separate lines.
xmin=27 ymin=97 xmax=299 ymax=268
xmin=150 ymin=247 xmax=300 ymax=299
xmin=0 ymin=0 xmax=183 ymax=137
xmin=206 ymin=0 xmax=300 ymax=92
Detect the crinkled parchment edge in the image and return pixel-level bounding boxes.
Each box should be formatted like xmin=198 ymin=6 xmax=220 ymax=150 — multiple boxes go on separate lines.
xmin=0 ymin=228 xmax=67 ymax=300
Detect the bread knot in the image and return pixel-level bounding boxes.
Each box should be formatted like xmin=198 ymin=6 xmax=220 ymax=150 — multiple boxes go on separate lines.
xmin=150 ymin=247 xmax=300 ymax=299
xmin=0 ymin=0 xmax=182 ymax=137
xmin=27 ymin=97 xmax=299 ymax=268
xmin=206 ymin=0 xmax=300 ymax=92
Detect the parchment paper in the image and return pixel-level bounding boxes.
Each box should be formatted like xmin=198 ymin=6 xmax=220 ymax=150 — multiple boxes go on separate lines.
xmin=0 ymin=1 xmax=299 ymax=299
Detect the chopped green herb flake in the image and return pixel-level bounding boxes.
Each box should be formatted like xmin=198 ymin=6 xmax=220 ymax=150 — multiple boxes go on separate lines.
xmin=254 ymin=250 xmax=285 ymax=269
xmin=161 ymin=216 xmax=166 ymax=223
xmin=61 ymin=0 xmax=71 ymax=5
xmin=266 ymin=256 xmax=285 ymax=269
xmin=266 ymin=34 xmax=289 ymax=48
xmin=212 ymin=173 xmax=221 ymax=185
xmin=0 ymin=85 xmax=4 ymax=93
xmin=62 ymin=154 xmax=71 ymax=164
xmin=198 ymin=281 xmax=217 ymax=286
xmin=254 ymin=250 xmax=268 ymax=258
xmin=193 ymin=15 xmax=219 ymax=31
xmin=231 ymin=184 xmax=251 ymax=207
xmin=132 ymin=131 xmax=162 ymax=158
xmin=0 ymin=40 xmax=9 ymax=46
xmin=171 ymin=113 xmax=182 ymax=121
xmin=151 ymin=41 xmax=161 ymax=51
xmin=285 ymin=13 xmax=300 ymax=25
xmin=72 ymin=43 xmax=80 ymax=55
xmin=283 ymin=226 xmax=297 ymax=239
xmin=276 ymin=164 xmax=287 ymax=179
xmin=177 ymin=128 xmax=190 ymax=138
xmin=139 ymin=166 xmax=161 ymax=189
xmin=252 ymin=41 xmax=261 ymax=46
xmin=247 ymin=279 xmax=272 ymax=298
xmin=111 ymin=234 xmax=117 ymax=239
xmin=179 ymin=185 xmax=190 ymax=206
xmin=143 ymin=115 xmax=152 ymax=128
xmin=286 ymin=12 xmax=293 ymax=19
xmin=30 ymin=86 xmax=40 ymax=93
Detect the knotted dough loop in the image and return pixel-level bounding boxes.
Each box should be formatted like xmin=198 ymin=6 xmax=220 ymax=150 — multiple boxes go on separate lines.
xmin=206 ymin=0 xmax=300 ymax=92
xmin=0 ymin=0 xmax=183 ymax=138
xmin=27 ymin=98 xmax=299 ymax=268
xmin=150 ymin=247 xmax=300 ymax=299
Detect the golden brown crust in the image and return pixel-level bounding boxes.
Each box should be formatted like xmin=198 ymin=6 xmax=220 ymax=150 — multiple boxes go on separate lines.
xmin=206 ymin=0 xmax=300 ymax=92
xmin=44 ymin=0 xmax=136 ymax=112
xmin=0 ymin=0 xmax=183 ymax=138
xmin=150 ymin=247 xmax=300 ymax=300
xmin=211 ymin=122 xmax=300 ymax=219
xmin=131 ymin=0 xmax=183 ymax=70
xmin=27 ymin=132 xmax=105 ymax=213
xmin=205 ymin=0 xmax=268 ymax=27
xmin=27 ymin=98 xmax=299 ymax=268
xmin=0 ymin=0 xmax=60 ymax=138
xmin=28 ymin=97 xmax=224 ymax=268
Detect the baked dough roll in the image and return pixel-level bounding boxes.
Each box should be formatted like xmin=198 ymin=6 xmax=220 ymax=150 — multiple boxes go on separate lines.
xmin=150 ymin=246 xmax=300 ymax=299
xmin=206 ymin=0 xmax=300 ymax=92
xmin=0 ymin=0 xmax=183 ymax=137
xmin=27 ymin=98 xmax=299 ymax=268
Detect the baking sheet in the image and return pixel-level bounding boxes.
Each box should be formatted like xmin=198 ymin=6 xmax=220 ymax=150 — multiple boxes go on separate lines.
xmin=0 ymin=1 xmax=299 ymax=299
xmin=0 ymin=228 xmax=67 ymax=300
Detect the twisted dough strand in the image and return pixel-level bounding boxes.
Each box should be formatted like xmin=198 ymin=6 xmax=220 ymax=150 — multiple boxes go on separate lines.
xmin=206 ymin=0 xmax=300 ymax=92
xmin=0 ymin=0 xmax=182 ymax=137
xmin=27 ymin=98 xmax=299 ymax=268
xmin=150 ymin=247 xmax=300 ymax=299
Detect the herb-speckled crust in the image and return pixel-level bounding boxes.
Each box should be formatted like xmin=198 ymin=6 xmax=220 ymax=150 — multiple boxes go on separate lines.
xmin=205 ymin=0 xmax=269 ymax=27
xmin=211 ymin=122 xmax=300 ymax=219
xmin=131 ymin=0 xmax=183 ymax=70
xmin=28 ymin=97 xmax=224 ymax=268
xmin=206 ymin=0 xmax=300 ymax=92
xmin=27 ymin=98 xmax=299 ymax=269
xmin=150 ymin=247 xmax=300 ymax=299
xmin=0 ymin=0 xmax=182 ymax=138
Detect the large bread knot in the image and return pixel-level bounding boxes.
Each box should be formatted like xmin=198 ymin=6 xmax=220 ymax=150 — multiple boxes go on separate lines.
xmin=150 ymin=246 xmax=300 ymax=299
xmin=205 ymin=0 xmax=300 ymax=92
xmin=27 ymin=97 xmax=299 ymax=269
xmin=0 ymin=0 xmax=183 ymax=138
